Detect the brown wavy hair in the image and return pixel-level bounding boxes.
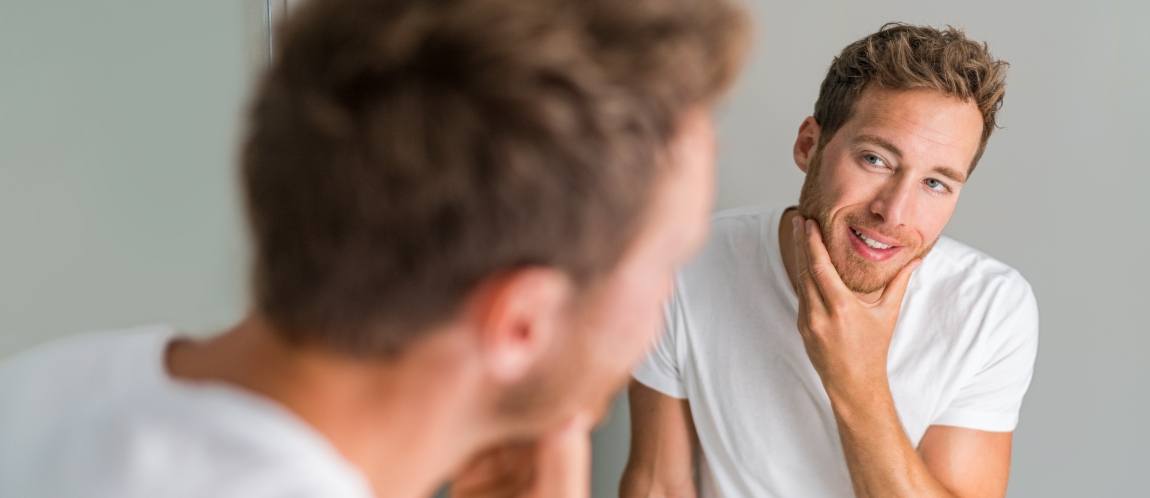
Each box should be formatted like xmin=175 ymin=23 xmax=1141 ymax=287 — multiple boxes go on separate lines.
xmin=814 ymin=23 xmax=1008 ymax=170
xmin=240 ymin=0 xmax=750 ymax=355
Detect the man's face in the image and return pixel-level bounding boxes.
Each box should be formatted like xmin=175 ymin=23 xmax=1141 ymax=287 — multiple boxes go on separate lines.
xmin=521 ymin=110 xmax=716 ymax=425
xmin=798 ymin=87 xmax=983 ymax=294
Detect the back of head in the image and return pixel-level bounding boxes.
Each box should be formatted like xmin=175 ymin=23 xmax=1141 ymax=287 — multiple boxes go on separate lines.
xmin=814 ymin=23 xmax=1008 ymax=170
xmin=240 ymin=0 xmax=749 ymax=356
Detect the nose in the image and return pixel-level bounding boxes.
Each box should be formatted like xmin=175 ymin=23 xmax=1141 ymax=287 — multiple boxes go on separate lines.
xmin=869 ymin=176 xmax=916 ymax=226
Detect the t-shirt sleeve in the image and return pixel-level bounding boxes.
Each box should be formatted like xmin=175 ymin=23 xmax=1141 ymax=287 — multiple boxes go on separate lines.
xmin=933 ymin=275 xmax=1040 ymax=432
xmin=632 ymin=277 xmax=689 ymax=399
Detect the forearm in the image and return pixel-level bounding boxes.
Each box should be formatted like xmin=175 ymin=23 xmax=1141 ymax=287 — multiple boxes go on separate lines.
xmin=624 ymin=383 xmax=699 ymax=498
xmin=828 ymin=383 xmax=957 ymax=498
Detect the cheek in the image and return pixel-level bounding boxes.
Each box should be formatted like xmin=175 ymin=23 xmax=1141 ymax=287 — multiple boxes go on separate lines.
xmin=918 ymin=202 xmax=957 ymax=243
xmin=816 ymin=157 xmax=873 ymax=209
xmin=588 ymin=268 xmax=670 ymax=364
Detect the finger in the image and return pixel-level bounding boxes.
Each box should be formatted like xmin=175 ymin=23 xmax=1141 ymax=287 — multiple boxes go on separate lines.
xmin=531 ymin=413 xmax=592 ymax=498
xmin=802 ymin=219 xmax=851 ymax=308
xmin=791 ymin=215 xmax=826 ymax=314
xmin=459 ymin=443 xmax=528 ymax=478
xmin=451 ymin=465 xmax=531 ymax=498
xmin=879 ymin=258 xmax=921 ymax=310
xmin=450 ymin=444 xmax=535 ymax=498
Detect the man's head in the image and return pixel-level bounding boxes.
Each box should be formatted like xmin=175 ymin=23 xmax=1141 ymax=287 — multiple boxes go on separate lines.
xmin=794 ymin=23 xmax=1007 ymax=294
xmin=241 ymin=0 xmax=748 ymax=431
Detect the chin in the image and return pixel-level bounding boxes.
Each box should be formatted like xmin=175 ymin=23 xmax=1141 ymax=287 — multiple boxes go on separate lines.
xmin=570 ymin=376 xmax=628 ymax=427
xmin=844 ymin=270 xmax=896 ymax=294
xmin=832 ymin=250 xmax=904 ymax=294
xmin=831 ymin=229 xmax=929 ymax=294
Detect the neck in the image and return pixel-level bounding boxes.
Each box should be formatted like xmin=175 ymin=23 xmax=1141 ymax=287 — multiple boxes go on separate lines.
xmin=167 ymin=317 xmax=495 ymax=498
xmin=778 ymin=207 xmax=883 ymax=304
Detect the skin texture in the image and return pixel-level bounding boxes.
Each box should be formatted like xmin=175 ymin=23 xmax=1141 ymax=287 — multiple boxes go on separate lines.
xmin=623 ymin=88 xmax=1014 ymax=498
xmin=167 ymin=110 xmax=717 ymax=498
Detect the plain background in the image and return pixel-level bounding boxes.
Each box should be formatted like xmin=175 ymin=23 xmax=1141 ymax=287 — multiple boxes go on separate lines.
xmin=1 ymin=1 xmax=1147 ymax=497
xmin=0 ymin=1 xmax=255 ymax=354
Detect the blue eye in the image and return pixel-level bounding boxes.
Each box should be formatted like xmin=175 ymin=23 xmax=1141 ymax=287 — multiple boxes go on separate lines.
xmin=925 ymin=178 xmax=949 ymax=192
xmin=862 ymin=153 xmax=886 ymax=168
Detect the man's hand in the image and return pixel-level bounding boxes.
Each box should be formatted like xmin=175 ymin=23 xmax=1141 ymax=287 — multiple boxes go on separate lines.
xmin=789 ymin=216 xmax=1013 ymax=498
xmin=450 ymin=414 xmax=592 ymax=498
xmin=790 ymin=217 xmax=920 ymax=407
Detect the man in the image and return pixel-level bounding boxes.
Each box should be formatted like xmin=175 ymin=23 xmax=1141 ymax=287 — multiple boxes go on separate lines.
xmin=623 ymin=24 xmax=1038 ymax=498
xmin=0 ymin=0 xmax=748 ymax=496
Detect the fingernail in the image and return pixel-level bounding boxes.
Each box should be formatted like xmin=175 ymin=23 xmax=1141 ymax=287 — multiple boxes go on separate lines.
xmin=805 ymin=219 xmax=814 ymax=234
xmin=791 ymin=216 xmax=799 ymax=230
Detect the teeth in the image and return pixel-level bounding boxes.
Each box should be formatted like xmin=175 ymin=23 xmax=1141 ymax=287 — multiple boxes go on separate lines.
xmin=852 ymin=228 xmax=892 ymax=250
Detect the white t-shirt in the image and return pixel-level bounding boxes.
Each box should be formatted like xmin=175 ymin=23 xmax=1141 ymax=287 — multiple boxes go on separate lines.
xmin=634 ymin=205 xmax=1039 ymax=498
xmin=0 ymin=325 xmax=373 ymax=498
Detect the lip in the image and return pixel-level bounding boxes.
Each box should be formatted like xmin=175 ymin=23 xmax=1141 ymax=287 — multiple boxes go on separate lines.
xmin=850 ymin=226 xmax=901 ymax=247
xmin=847 ymin=225 xmax=902 ymax=262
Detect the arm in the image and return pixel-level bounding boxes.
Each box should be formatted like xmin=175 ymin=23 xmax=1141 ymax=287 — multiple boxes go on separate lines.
xmin=620 ymin=381 xmax=698 ymax=498
xmin=790 ymin=217 xmax=1015 ymax=498
xmin=829 ymin=384 xmax=1013 ymax=498
xmin=919 ymin=425 xmax=1012 ymax=497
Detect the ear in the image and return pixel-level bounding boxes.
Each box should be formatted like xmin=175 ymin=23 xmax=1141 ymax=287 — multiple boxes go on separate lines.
xmin=793 ymin=116 xmax=822 ymax=174
xmin=466 ymin=267 xmax=574 ymax=384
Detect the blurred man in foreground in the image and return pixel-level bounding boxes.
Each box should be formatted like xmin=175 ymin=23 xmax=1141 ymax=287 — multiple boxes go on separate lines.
xmin=0 ymin=0 xmax=749 ymax=496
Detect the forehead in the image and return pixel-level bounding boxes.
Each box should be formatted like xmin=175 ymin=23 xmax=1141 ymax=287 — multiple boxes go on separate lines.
xmin=837 ymin=87 xmax=983 ymax=167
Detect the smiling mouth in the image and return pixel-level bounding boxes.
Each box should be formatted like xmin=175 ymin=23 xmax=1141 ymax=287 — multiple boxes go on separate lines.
xmin=850 ymin=227 xmax=897 ymax=250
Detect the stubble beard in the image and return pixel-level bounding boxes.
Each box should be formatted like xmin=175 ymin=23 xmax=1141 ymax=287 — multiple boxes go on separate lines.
xmin=797 ymin=146 xmax=934 ymax=294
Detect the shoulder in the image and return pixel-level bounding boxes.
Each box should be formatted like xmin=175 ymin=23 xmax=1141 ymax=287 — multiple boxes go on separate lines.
xmin=915 ymin=237 xmax=1038 ymax=337
xmin=922 ymin=237 xmax=1034 ymax=300
xmin=675 ymin=205 xmax=780 ymax=293
xmin=0 ymin=324 xmax=176 ymax=415
xmin=690 ymin=205 xmax=778 ymax=271
xmin=0 ymin=324 xmax=175 ymax=377
xmin=38 ymin=384 xmax=371 ymax=498
xmin=709 ymin=204 xmax=777 ymax=239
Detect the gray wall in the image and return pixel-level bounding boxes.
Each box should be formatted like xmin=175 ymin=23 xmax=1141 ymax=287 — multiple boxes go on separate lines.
xmin=1 ymin=1 xmax=1147 ymax=497
xmin=0 ymin=1 xmax=258 ymax=354
xmin=593 ymin=1 xmax=1150 ymax=497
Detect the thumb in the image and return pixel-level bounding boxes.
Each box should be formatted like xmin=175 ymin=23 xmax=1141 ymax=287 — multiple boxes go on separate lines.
xmin=880 ymin=259 xmax=921 ymax=309
xmin=531 ymin=413 xmax=592 ymax=498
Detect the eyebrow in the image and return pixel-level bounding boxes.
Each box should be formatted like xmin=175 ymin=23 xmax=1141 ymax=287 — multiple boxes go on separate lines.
xmin=854 ymin=134 xmax=968 ymax=184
